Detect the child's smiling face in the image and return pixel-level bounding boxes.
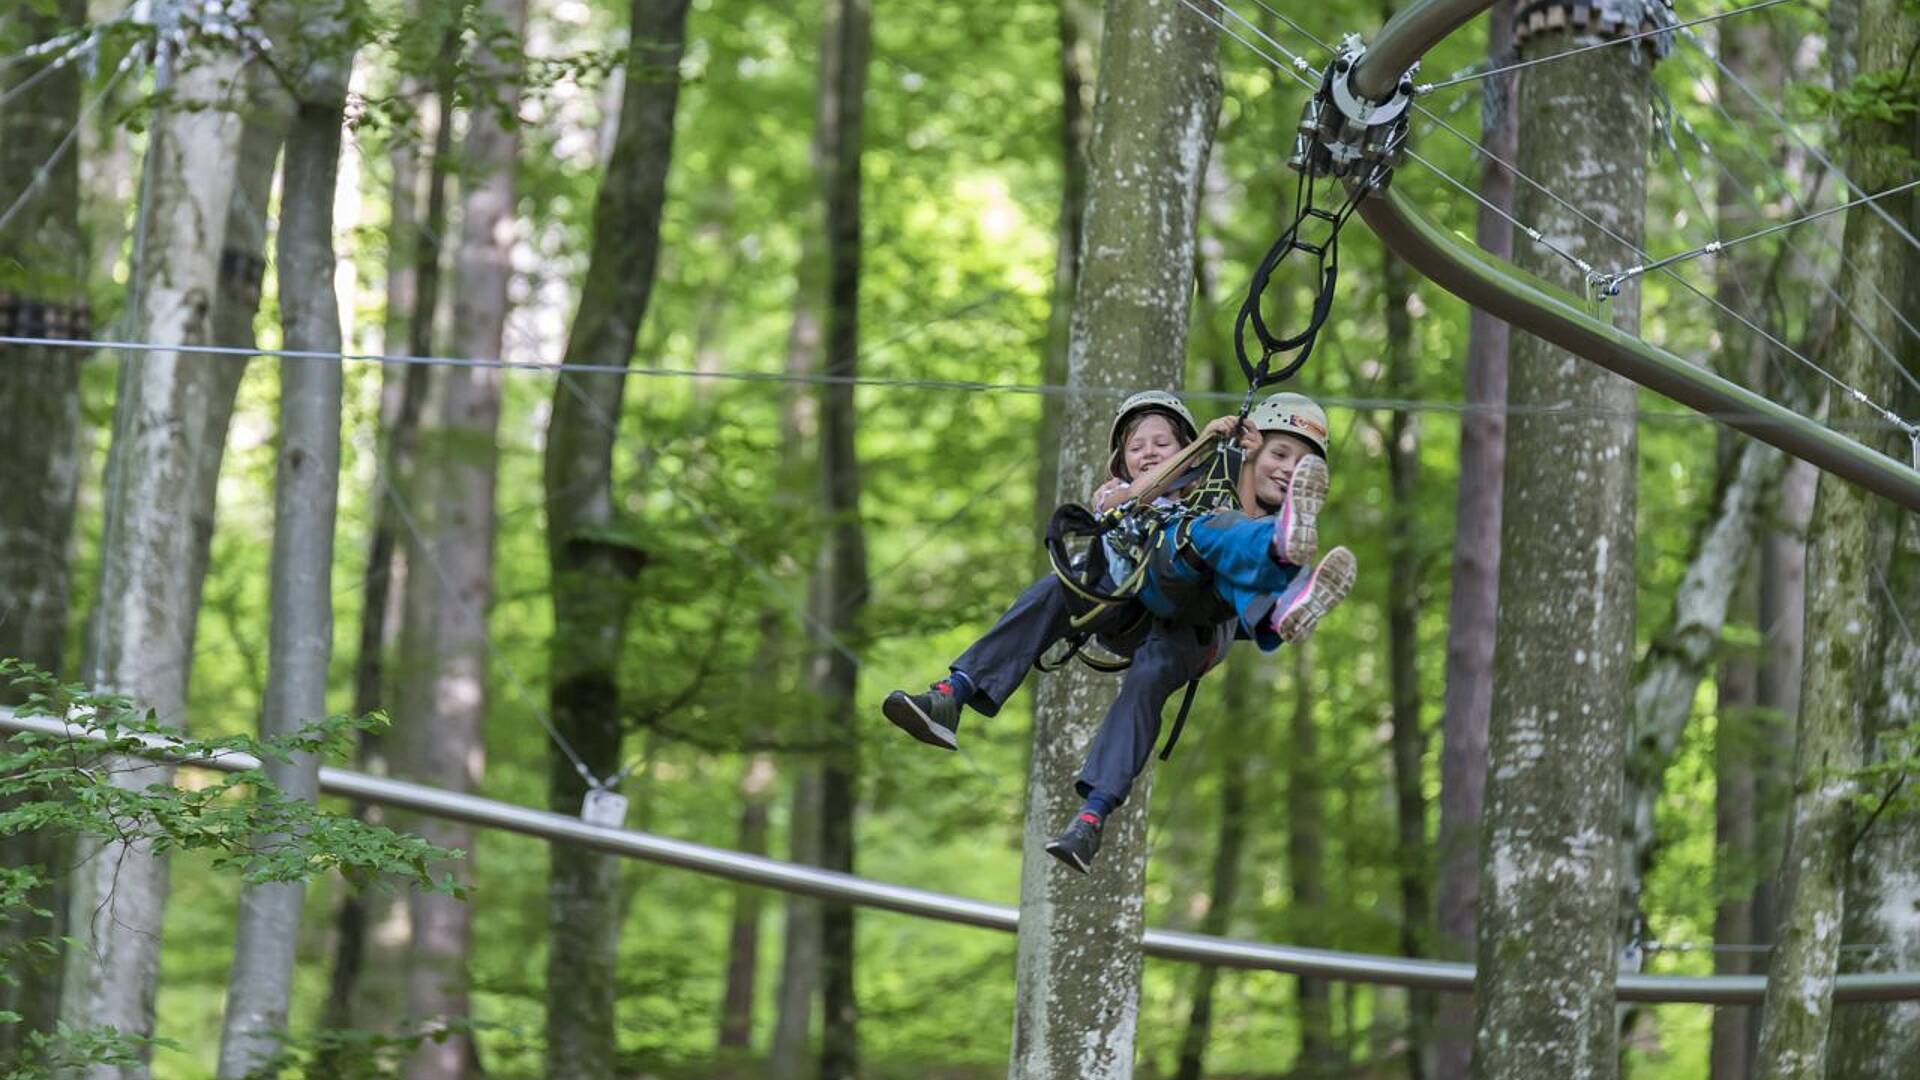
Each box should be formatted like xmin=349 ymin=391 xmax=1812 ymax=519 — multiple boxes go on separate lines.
xmin=1250 ymin=432 xmax=1317 ymax=511
xmin=1121 ymin=413 xmax=1183 ymax=481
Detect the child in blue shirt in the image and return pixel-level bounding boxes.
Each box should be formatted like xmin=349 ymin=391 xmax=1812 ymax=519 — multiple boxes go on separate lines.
xmin=885 ymin=392 xmax=1357 ymax=873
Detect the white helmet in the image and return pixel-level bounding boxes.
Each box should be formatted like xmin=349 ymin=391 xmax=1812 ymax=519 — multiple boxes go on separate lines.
xmin=1107 ymin=390 xmax=1199 ymax=480
xmin=1247 ymin=391 xmax=1330 ymax=458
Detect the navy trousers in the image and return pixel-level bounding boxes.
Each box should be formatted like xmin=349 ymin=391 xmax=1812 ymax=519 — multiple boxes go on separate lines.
xmin=1073 ymin=619 xmax=1225 ymax=805
xmin=949 ymin=575 xmax=1148 ymax=717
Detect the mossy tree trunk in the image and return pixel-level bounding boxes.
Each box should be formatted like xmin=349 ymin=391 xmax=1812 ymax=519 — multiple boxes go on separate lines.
xmin=1754 ymin=0 xmax=1916 ymax=1067
xmin=1009 ymin=1 xmax=1217 ymax=1074
xmin=1472 ymin=8 xmax=1655 ymax=1077
xmin=1827 ymin=511 xmax=1920 ymax=1077
xmin=0 ymin=0 xmax=90 ymax=1060
xmin=540 ymin=2 xmax=689 ymax=1076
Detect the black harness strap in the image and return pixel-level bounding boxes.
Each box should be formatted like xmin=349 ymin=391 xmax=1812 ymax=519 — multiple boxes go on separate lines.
xmin=1158 ymin=678 xmax=1202 ymax=762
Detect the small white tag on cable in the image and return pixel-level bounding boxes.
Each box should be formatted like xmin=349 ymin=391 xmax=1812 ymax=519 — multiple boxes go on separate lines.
xmin=581 ymin=787 xmax=629 ymax=829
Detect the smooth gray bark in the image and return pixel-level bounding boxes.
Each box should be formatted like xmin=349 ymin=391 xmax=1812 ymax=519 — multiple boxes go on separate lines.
xmin=1472 ymin=10 xmax=1653 ymax=1077
xmin=59 ymin=11 xmax=251 ymax=1070
xmin=1828 ymin=512 xmax=1920 ymax=1078
xmin=1009 ymin=2 xmax=1217 ymax=1076
xmin=541 ymin=2 xmax=688 ymax=1076
xmin=1429 ymin=8 xmax=1513 ymax=1076
xmin=1753 ymin=2 xmax=1913 ymax=1067
xmin=0 ymin=0 xmax=90 ymax=1059
xmin=1032 ymin=0 xmax=1097 ymax=546
xmin=215 ymin=19 xmax=354 ymax=1074
xmin=325 ymin=8 xmax=442 ymax=1033
xmin=400 ymin=3 xmax=524 ymax=1075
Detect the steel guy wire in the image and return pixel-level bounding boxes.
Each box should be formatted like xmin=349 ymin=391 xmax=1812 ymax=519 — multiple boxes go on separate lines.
xmin=1672 ymin=50 xmax=1920 ymax=354
xmin=1417 ymin=0 xmax=1797 ymax=93
xmin=0 ymin=23 xmax=94 ymax=71
xmin=1200 ymin=0 xmax=1920 ymax=445
xmin=1645 ymin=92 xmax=1844 ymax=400
xmin=0 ymin=43 xmax=143 ymax=239
xmin=1657 ymin=83 xmax=1899 ymax=362
xmin=1599 ymin=179 xmax=1920 ymax=294
xmin=1406 ymin=104 xmax=1920 ymax=440
xmin=1682 ymin=28 xmax=1920 ymax=262
xmin=0 ymin=26 xmax=100 ymax=108
xmin=1666 ymin=47 xmax=1920 ymax=397
xmin=1181 ymin=0 xmax=1319 ymax=85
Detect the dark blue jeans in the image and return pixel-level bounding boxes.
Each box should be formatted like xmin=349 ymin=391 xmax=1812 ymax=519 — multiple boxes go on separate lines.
xmin=950 ymin=575 xmax=1149 ymax=717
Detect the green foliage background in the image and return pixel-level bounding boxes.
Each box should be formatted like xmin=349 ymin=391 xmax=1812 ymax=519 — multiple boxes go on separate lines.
xmin=6 ymin=0 xmax=1885 ymax=1074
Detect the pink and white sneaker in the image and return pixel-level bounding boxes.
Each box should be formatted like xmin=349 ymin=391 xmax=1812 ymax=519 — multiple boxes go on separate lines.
xmin=1273 ymin=454 xmax=1328 ymax=567
xmin=1269 ymin=546 xmax=1357 ymax=643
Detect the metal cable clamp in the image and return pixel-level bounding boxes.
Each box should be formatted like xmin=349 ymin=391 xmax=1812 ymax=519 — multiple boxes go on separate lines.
xmin=1290 ymin=35 xmax=1419 ymax=192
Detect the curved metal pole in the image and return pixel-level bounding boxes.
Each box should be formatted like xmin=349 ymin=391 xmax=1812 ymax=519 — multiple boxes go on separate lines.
xmin=1347 ymin=0 xmax=1920 ymax=509
xmin=1353 ymin=0 xmax=1494 ymax=98
xmin=9 ymin=707 xmax=1920 ymax=1004
xmin=1359 ymin=188 xmax=1920 ymax=509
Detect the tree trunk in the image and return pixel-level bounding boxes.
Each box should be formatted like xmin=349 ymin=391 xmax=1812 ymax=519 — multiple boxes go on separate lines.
xmin=215 ymin=20 xmax=354 ymax=1074
xmin=58 ymin=10 xmax=251 ymax=1069
xmin=1473 ymin=9 xmax=1654 ymax=1077
xmin=1710 ymin=567 xmax=1760 ymax=1080
xmin=771 ymin=769 xmax=824 ymax=1078
xmin=540 ymin=1 xmax=688 ymax=1076
xmin=717 ymin=754 xmax=775 ymax=1050
xmin=810 ymin=4 xmax=871 ymax=1077
xmin=1170 ymin=655 xmax=1254 ymax=1080
xmin=399 ymin=3 xmax=524 ymax=1075
xmin=1380 ymin=245 xmax=1429 ymax=1080
xmin=0 ymin=0 xmax=90 ymax=1060
xmin=1430 ymin=7 xmax=1514 ymax=1076
xmin=1753 ymin=0 xmax=1914 ymax=1068
xmin=1032 ymin=0 xmax=1098 ymax=545
xmin=1009 ymin=2 xmax=1217 ymax=1075
xmin=324 ymin=6 xmax=449 ymax=1035
xmin=1827 ymin=511 xmax=1920 ymax=1077
xmin=1287 ymin=642 xmax=1333 ymax=1069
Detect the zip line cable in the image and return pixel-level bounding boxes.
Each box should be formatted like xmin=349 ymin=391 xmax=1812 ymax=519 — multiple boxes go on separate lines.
xmin=18 ymin=331 xmax=1910 ymax=428
xmin=1598 ymin=178 xmax=1920 ymax=294
xmin=1416 ymin=0 xmax=1796 ymax=93
xmin=1190 ymin=0 xmax=1920 ymax=451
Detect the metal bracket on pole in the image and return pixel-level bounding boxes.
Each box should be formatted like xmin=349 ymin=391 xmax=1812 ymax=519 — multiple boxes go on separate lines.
xmin=1290 ymin=35 xmax=1419 ymax=192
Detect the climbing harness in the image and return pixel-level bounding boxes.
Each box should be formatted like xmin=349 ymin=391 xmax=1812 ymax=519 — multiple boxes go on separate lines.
xmin=1037 ymin=39 xmax=1417 ymax=742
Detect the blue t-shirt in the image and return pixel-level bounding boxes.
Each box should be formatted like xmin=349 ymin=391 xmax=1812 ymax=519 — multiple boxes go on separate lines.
xmin=1135 ymin=509 xmax=1300 ymax=652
